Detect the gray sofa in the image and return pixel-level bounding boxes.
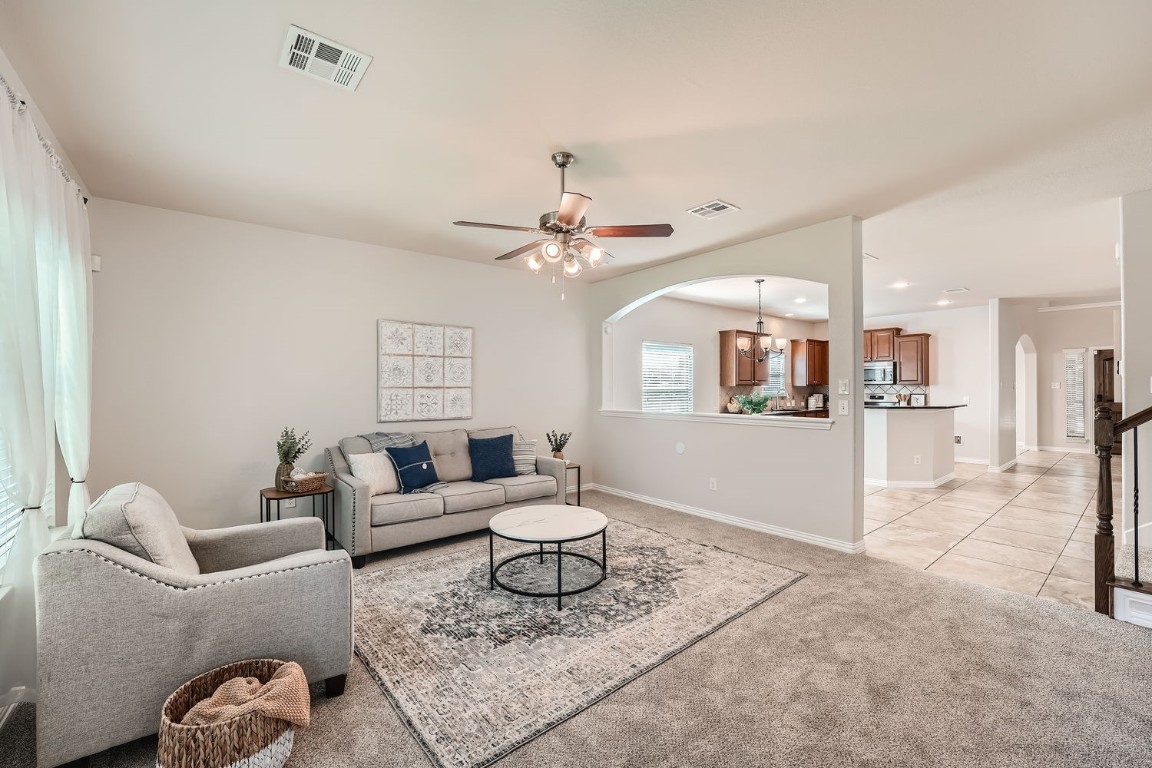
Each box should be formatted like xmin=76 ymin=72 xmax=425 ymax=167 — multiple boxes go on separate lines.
xmin=36 ymin=494 xmax=351 ymax=768
xmin=326 ymin=426 xmax=566 ymax=567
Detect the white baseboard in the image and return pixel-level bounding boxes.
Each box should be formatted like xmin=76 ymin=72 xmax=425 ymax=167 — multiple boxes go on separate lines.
xmin=989 ymin=459 xmax=1018 ymax=473
xmin=1036 ymin=445 xmax=1094 ymax=454
xmin=585 ymin=483 xmax=865 ymax=555
xmin=955 ymin=457 xmax=988 ymax=466
xmin=866 ymin=473 xmax=956 ymax=489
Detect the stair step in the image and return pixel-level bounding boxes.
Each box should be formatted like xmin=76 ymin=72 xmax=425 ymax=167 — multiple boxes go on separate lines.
xmin=1109 ymin=579 xmax=1152 ymax=597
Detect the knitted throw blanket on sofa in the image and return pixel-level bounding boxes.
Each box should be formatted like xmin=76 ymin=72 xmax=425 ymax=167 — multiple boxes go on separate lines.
xmin=181 ymin=661 xmax=310 ymax=728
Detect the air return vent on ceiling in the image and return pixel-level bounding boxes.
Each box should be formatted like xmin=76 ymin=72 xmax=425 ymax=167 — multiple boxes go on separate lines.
xmin=279 ymin=25 xmax=372 ymax=91
xmin=687 ymin=200 xmax=741 ymax=219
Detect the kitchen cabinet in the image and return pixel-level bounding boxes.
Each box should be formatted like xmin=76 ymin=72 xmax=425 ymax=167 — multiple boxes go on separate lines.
xmin=863 ymin=327 xmax=901 ymax=362
xmin=791 ymin=339 xmax=829 ymax=387
xmin=719 ymin=330 xmax=769 ymax=386
xmin=895 ymin=333 xmax=930 ymax=385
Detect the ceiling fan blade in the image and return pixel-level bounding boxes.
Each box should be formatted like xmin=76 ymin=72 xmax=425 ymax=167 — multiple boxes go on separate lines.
xmin=494 ymin=239 xmax=549 ymax=261
xmin=585 ymin=223 xmax=673 ymax=238
xmin=556 ymin=192 xmax=592 ymax=228
xmin=454 ymin=221 xmax=545 ymax=234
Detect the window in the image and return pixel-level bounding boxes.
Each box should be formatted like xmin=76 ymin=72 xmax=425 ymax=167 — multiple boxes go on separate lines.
xmin=763 ymin=352 xmax=786 ymax=395
xmin=0 ymin=430 xmax=19 ymax=569
xmin=1064 ymin=350 xmax=1086 ymax=439
xmin=642 ymin=342 xmax=693 ymax=413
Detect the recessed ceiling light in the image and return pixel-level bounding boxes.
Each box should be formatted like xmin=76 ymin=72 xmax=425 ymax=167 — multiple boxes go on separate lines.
xmin=794 ymin=297 xmax=807 ymax=304
xmin=936 ymin=299 xmax=952 ymax=306
xmin=784 ymin=313 xmax=795 ymax=318
xmin=891 ymin=281 xmax=910 ymax=289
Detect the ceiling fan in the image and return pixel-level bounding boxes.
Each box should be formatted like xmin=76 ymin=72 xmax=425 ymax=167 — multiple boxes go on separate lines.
xmin=453 ymin=151 xmax=673 ymax=277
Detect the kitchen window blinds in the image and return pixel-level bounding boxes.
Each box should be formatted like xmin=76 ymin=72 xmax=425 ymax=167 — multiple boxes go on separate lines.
xmin=642 ymin=342 xmax=694 ymax=413
xmin=1064 ymin=350 xmax=1086 ymax=440
xmin=765 ymin=353 xmax=786 ymax=395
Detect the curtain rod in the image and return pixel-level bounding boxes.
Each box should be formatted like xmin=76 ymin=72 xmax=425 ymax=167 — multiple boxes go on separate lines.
xmin=3 ymin=74 xmax=87 ymax=204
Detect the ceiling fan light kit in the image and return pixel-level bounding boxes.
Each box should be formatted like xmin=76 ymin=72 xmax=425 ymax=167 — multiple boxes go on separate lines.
xmin=452 ymin=151 xmax=674 ymax=287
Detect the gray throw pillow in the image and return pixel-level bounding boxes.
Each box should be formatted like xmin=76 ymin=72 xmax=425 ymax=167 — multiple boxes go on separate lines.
xmin=73 ymin=482 xmax=201 ymax=575
xmin=512 ymin=440 xmax=538 ymax=475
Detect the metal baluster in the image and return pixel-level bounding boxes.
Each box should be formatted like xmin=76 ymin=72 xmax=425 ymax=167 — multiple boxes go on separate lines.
xmin=1134 ymin=429 xmax=1142 ymax=589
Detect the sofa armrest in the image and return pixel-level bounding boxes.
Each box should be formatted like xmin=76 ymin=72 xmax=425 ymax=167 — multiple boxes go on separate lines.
xmin=534 ymin=455 xmax=568 ymax=505
xmin=328 ymin=447 xmax=372 ymax=556
xmin=183 ymin=517 xmax=325 ymax=573
xmin=35 ymin=539 xmax=352 ymax=767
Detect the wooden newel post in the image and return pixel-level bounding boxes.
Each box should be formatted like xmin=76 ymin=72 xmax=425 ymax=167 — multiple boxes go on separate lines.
xmin=1094 ymin=404 xmax=1116 ymax=615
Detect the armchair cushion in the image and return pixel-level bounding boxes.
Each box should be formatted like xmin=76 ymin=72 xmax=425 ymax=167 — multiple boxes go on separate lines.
xmin=73 ymin=482 xmax=200 ymax=575
xmin=183 ymin=517 xmax=325 ymax=573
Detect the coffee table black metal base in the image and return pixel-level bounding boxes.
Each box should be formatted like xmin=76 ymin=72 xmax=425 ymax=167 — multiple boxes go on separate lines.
xmin=489 ymin=528 xmax=607 ymax=610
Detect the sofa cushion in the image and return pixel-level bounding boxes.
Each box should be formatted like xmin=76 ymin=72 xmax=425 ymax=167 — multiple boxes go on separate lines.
xmin=74 ymin=482 xmax=201 ymax=575
xmin=433 ymin=481 xmax=505 ymax=514
xmin=338 ymin=435 xmax=374 ymax=457
xmin=467 ymin=426 xmax=517 ymax=440
xmin=483 ymin=474 xmax=557 ymax=503
xmin=469 ymin=434 xmax=516 ymax=482
xmin=348 ymin=452 xmax=400 ymax=495
xmin=370 ymin=492 xmax=444 ymax=526
xmin=412 ymin=429 xmax=471 ymax=482
xmin=512 ymin=440 xmax=537 ymax=475
xmin=386 ymin=442 xmax=441 ymax=494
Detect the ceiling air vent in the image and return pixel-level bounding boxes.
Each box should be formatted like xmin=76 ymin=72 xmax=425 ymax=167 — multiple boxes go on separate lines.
xmin=279 ymin=25 xmax=372 ymax=91
xmin=943 ymin=287 xmax=970 ymax=294
xmin=687 ymin=200 xmax=741 ymax=219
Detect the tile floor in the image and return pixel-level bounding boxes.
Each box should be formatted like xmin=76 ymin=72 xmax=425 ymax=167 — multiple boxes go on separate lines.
xmin=864 ymin=450 xmax=1119 ymax=611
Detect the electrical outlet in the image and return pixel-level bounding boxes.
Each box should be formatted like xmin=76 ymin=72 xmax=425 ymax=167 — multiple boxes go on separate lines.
xmin=913 ymin=455 xmax=922 ymax=465
xmin=837 ymin=399 xmax=850 ymax=416
xmin=1051 ymin=381 xmax=1061 ymax=389
xmin=284 ymin=499 xmax=296 ymax=508
xmin=954 ymin=435 xmax=963 ymax=445
xmin=708 ymin=477 xmax=718 ymax=491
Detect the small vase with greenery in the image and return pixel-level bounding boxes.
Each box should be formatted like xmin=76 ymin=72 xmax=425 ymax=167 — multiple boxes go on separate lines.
xmin=546 ymin=430 xmax=571 ymax=460
xmin=275 ymin=427 xmax=312 ymax=492
xmin=735 ymin=393 xmax=772 ymax=415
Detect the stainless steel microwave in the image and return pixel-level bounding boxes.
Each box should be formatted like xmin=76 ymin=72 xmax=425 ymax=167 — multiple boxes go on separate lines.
xmin=864 ymin=361 xmax=896 ymax=385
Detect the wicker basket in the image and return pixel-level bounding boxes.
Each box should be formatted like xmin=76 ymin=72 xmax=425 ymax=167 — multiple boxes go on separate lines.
xmin=285 ymin=472 xmax=328 ymax=493
xmin=157 ymin=659 xmax=296 ymax=768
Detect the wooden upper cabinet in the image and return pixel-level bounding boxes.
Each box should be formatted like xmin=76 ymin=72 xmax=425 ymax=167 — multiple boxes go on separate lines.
xmin=863 ymin=327 xmax=900 ymax=361
xmin=791 ymin=339 xmax=829 ymax=387
xmin=895 ymin=333 xmax=930 ymax=385
xmin=720 ymin=330 xmax=769 ymax=386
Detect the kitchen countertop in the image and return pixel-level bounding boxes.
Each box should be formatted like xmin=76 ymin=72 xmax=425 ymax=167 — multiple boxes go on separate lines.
xmin=863 ymin=404 xmax=967 ymax=410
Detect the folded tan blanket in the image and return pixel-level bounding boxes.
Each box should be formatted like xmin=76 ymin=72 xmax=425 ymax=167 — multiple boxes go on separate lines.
xmin=181 ymin=661 xmax=310 ymax=728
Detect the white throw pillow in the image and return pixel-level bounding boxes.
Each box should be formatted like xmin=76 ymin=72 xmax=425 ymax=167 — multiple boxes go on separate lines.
xmin=349 ymin=452 xmax=401 ymax=495
xmin=73 ymin=482 xmax=201 ymax=575
xmin=512 ymin=440 xmax=538 ymax=475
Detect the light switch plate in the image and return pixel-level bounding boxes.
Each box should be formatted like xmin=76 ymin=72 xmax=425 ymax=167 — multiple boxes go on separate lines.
xmin=837 ymin=399 xmax=850 ymax=416
xmin=1051 ymin=382 xmax=1061 ymax=389
xmin=838 ymin=378 xmax=851 ymax=395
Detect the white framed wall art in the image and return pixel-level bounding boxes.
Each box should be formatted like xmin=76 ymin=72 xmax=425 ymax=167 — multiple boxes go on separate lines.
xmin=378 ymin=320 xmax=473 ymax=421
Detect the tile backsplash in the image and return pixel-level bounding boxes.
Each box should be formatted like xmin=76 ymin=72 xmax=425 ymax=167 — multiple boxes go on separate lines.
xmin=865 ymin=384 xmax=928 ymax=396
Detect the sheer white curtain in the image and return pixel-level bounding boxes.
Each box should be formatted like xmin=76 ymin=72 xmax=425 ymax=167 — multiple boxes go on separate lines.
xmin=0 ymin=80 xmax=91 ymax=707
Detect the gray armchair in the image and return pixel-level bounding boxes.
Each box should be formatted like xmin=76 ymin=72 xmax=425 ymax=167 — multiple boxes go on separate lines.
xmin=35 ymin=514 xmax=352 ymax=767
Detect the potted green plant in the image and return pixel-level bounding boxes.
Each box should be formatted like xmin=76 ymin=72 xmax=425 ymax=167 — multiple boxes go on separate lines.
xmin=546 ymin=430 xmax=571 ymax=460
xmin=734 ymin=393 xmax=772 ymax=415
xmin=275 ymin=427 xmax=312 ymax=492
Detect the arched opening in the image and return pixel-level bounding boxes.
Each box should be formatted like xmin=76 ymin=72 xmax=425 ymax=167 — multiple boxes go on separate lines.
xmin=601 ymin=275 xmax=830 ymax=414
xmin=1015 ymin=334 xmax=1038 ymax=453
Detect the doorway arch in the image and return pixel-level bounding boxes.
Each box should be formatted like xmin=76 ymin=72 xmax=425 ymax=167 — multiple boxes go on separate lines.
xmin=1015 ymin=335 xmax=1038 ymax=453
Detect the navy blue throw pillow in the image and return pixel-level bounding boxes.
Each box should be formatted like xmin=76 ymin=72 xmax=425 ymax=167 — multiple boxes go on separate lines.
xmin=386 ymin=442 xmax=440 ymax=494
xmin=469 ymin=434 xmax=516 ymax=482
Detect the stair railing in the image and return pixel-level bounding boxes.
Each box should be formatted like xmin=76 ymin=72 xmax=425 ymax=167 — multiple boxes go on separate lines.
xmin=1094 ymin=403 xmax=1152 ymax=614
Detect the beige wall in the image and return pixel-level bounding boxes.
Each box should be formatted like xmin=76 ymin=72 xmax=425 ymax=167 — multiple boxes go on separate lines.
xmin=588 ymin=217 xmax=864 ymax=550
xmin=865 ymin=306 xmax=991 ymax=464
xmin=609 ymin=296 xmax=822 ymax=412
xmin=88 ymin=199 xmax=591 ymax=529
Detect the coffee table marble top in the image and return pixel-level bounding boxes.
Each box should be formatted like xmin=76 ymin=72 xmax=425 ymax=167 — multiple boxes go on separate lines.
xmin=489 ymin=504 xmax=608 ymax=543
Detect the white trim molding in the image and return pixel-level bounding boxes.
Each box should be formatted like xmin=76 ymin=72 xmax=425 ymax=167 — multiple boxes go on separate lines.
xmin=989 ymin=459 xmax=1018 ymax=473
xmin=1036 ymin=445 xmax=1094 ymax=455
xmin=865 ymin=473 xmax=956 ymax=490
xmin=955 ymin=457 xmax=989 ymax=466
xmin=1036 ymin=301 xmax=1120 ymax=313
xmin=598 ymin=409 xmax=835 ymax=431
xmin=586 ymin=483 xmax=864 ymax=554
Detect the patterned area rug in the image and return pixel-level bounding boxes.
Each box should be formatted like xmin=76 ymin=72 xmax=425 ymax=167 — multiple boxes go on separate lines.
xmin=354 ymin=519 xmax=804 ymax=768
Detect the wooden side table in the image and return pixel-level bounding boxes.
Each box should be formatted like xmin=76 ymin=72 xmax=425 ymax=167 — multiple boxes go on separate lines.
xmin=564 ymin=462 xmax=582 ymax=506
xmin=259 ymin=484 xmax=335 ymax=550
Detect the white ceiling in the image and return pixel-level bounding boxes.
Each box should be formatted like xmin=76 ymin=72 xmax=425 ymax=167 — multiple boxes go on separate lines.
xmin=1 ymin=1 xmax=1149 ymax=315
xmin=667 ymin=277 xmax=829 ymax=321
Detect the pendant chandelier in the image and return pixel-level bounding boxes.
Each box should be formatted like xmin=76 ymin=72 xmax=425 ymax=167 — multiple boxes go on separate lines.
xmin=737 ymin=279 xmax=787 ymax=362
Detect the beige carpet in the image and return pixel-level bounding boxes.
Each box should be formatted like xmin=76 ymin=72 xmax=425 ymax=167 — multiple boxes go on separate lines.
xmin=3 ymin=489 xmax=1152 ymax=767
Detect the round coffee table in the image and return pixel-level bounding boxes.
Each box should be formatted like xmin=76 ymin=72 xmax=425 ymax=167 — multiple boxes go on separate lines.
xmin=488 ymin=504 xmax=608 ymax=610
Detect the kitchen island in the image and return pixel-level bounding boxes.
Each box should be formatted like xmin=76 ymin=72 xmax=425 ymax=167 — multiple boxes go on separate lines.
xmin=864 ymin=404 xmax=966 ymax=488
